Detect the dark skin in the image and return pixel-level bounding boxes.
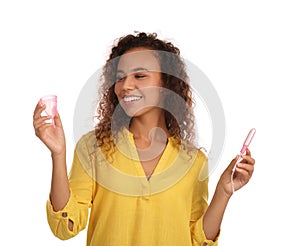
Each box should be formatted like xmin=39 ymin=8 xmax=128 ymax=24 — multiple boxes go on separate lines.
xmin=33 ymin=48 xmax=255 ymax=240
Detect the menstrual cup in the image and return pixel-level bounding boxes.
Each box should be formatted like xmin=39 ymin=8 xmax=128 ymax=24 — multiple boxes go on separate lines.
xmin=40 ymin=95 xmax=57 ymax=127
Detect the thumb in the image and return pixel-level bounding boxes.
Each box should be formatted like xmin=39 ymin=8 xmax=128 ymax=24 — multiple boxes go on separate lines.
xmin=53 ymin=112 xmax=63 ymax=128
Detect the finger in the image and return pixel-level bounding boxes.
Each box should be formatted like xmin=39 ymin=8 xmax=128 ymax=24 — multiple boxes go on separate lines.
xmin=53 ymin=112 xmax=63 ymax=128
xmin=33 ymin=102 xmax=46 ymax=120
xmin=235 ymin=167 xmax=252 ymax=181
xmin=33 ymin=116 xmax=51 ymax=130
xmin=34 ymin=122 xmax=54 ymax=137
xmin=245 ymin=148 xmax=251 ymax=156
xmin=34 ymin=117 xmax=52 ymax=130
xmin=240 ymin=155 xmax=255 ymax=165
xmin=33 ymin=115 xmax=51 ymax=126
xmin=236 ymin=162 xmax=254 ymax=174
xmin=33 ymin=100 xmax=41 ymax=111
xmin=33 ymin=100 xmax=43 ymax=114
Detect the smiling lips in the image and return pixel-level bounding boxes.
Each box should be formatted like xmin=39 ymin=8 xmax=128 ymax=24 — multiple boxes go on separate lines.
xmin=122 ymin=95 xmax=142 ymax=103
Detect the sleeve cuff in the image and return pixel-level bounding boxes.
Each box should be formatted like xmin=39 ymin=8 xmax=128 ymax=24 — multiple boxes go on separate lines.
xmin=46 ymin=191 xmax=78 ymax=240
xmin=191 ymin=215 xmax=220 ymax=246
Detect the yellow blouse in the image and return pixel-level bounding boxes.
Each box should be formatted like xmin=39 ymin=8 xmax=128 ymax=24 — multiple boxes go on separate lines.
xmin=46 ymin=129 xmax=219 ymax=245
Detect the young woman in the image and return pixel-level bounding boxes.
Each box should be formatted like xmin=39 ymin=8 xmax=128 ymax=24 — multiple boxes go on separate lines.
xmin=33 ymin=32 xmax=255 ymax=245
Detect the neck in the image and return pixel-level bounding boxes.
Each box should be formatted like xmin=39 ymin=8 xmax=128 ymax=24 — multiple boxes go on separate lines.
xmin=129 ymin=109 xmax=170 ymax=141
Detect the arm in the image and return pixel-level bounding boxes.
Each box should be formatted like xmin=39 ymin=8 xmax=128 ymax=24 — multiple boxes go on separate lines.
xmin=50 ymin=151 xmax=70 ymax=212
xmin=203 ymin=149 xmax=255 ymax=240
xmin=50 ymin=150 xmax=74 ymax=231
xmin=34 ymin=102 xmax=93 ymax=239
xmin=33 ymin=102 xmax=70 ymax=222
xmin=46 ymin=148 xmax=93 ymax=240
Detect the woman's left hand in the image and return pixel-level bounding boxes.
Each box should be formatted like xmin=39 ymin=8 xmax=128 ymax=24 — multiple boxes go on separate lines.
xmin=218 ymin=148 xmax=255 ymax=198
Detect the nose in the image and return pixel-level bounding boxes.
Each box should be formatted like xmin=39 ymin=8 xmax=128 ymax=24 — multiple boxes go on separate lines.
xmin=121 ymin=74 xmax=135 ymax=91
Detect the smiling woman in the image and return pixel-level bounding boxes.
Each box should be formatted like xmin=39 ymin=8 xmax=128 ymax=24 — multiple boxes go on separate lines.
xmin=97 ymin=34 xmax=195 ymax=156
xmin=33 ymin=32 xmax=255 ymax=246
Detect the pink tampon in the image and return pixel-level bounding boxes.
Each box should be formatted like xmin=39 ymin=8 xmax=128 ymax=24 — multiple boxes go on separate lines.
xmin=236 ymin=128 xmax=256 ymax=164
xmin=240 ymin=128 xmax=256 ymax=155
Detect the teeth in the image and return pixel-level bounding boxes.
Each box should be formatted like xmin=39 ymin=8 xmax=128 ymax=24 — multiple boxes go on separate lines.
xmin=123 ymin=96 xmax=142 ymax=102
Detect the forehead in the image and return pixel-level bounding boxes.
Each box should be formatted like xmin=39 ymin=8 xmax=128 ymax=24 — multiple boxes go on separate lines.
xmin=117 ymin=48 xmax=161 ymax=73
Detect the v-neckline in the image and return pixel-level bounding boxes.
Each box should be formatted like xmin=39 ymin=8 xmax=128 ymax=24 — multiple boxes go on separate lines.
xmin=126 ymin=129 xmax=172 ymax=181
xmin=140 ymin=140 xmax=168 ymax=180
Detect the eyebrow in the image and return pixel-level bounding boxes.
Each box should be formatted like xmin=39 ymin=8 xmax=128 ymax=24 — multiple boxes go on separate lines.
xmin=116 ymin=67 xmax=150 ymax=74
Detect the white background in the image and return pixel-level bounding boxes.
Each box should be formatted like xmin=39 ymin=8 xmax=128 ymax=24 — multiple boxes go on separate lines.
xmin=1 ymin=0 xmax=299 ymax=245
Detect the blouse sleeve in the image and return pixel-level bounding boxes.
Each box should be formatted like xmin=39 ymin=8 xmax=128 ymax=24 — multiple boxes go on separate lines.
xmin=190 ymin=153 xmax=219 ymax=246
xmin=46 ymin=134 xmax=94 ymax=240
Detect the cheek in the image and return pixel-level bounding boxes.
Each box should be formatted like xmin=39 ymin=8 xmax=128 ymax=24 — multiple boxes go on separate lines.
xmin=144 ymin=87 xmax=162 ymax=105
xmin=114 ymin=83 xmax=121 ymax=96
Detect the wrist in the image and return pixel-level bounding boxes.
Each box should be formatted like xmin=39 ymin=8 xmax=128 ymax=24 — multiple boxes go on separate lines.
xmin=51 ymin=149 xmax=66 ymax=161
xmin=216 ymin=181 xmax=232 ymax=200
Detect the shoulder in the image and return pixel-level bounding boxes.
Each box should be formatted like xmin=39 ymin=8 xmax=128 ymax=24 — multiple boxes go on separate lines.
xmin=76 ymin=130 xmax=97 ymax=151
xmin=195 ymin=148 xmax=209 ymax=182
xmin=196 ymin=148 xmax=208 ymax=164
xmin=74 ymin=131 xmax=98 ymax=166
xmin=177 ymin=139 xmax=208 ymax=164
xmin=179 ymin=142 xmax=208 ymax=181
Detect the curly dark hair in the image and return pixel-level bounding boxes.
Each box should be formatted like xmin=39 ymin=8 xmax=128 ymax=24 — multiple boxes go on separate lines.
xmin=95 ymin=32 xmax=195 ymax=152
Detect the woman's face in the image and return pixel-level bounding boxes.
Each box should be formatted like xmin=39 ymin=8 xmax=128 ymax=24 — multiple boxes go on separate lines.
xmin=114 ymin=47 xmax=164 ymax=118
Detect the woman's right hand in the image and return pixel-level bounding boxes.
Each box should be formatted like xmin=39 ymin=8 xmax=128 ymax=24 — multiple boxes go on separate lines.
xmin=33 ymin=101 xmax=66 ymax=155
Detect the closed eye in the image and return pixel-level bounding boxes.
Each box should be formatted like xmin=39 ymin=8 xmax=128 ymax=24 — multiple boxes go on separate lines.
xmin=135 ymin=74 xmax=146 ymax=79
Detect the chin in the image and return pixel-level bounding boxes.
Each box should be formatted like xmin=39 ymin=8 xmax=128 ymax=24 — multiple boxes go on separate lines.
xmin=123 ymin=107 xmax=152 ymax=118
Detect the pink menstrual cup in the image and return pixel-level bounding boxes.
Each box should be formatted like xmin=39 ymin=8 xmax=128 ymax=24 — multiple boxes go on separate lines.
xmin=40 ymin=95 xmax=57 ymax=127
